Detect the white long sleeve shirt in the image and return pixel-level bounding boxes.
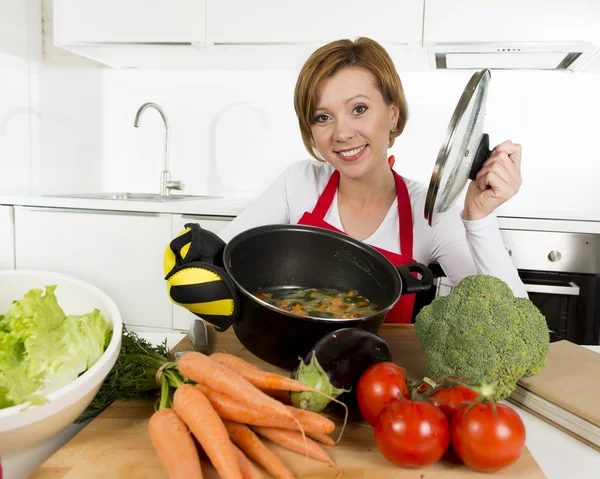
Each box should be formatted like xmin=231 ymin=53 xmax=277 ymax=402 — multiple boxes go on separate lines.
xmin=218 ymin=160 xmax=527 ymax=298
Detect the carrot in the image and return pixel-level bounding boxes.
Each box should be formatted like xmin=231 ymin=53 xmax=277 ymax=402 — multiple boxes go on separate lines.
xmin=209 ymin=352 xmax=348 ymax=442
xmin=286 ymin=406 xmax=335 ymax=434
xmin=173 ymin=384 xmax=242 ymax=479
xmin=178 ymin=352 xmax=297 ymax=422
xmin=260 ymin=387 xmax=292 ymax=405
xmin=305 ymin=430 xmax=336 ymax=447
xmin=224 ymin=421 xmax=295 ymax=479
xmin=232 ymin=443 xmax=265 ymax=479
xmin=197 ymin=384 xmax=333 ymax=435
xmin=208 ymin=352 xmax=332 ymax=395
xmin=253 ymin=426 xmax=342 ymax=478
xmin=148 ymin=408 xmax=204 ymax=479
xmin=179 ymin=352 xmax=310 ymax=458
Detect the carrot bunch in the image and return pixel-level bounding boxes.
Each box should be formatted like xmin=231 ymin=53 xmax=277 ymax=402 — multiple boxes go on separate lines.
xmin=147 ymin=351 xmax=345 ymax=479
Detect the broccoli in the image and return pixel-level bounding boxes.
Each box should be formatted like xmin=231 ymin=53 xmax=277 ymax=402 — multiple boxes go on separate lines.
xmin=414 ymin=274 xmax=550 ymax=400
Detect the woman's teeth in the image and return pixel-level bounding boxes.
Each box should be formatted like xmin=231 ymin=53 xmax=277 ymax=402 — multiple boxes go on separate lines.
xmin=339 ymin=146 xmax=366 ymax=157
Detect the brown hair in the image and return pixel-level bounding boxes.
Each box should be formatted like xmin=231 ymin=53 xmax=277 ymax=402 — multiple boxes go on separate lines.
xmin=294 ymin=37 xmax=409 ymax=162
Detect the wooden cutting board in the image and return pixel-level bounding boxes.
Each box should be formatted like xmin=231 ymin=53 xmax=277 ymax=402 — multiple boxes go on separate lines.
xmin=32 ymin=324 xmax=546 ymax=479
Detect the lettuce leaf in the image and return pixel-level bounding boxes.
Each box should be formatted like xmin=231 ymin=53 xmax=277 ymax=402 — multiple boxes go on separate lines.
xmin=0 ymin=285 xmax=112 ymax=409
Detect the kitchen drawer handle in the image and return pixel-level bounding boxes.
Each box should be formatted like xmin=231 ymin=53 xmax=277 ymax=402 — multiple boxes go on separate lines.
xmin=180 ymin=214 xmax=232 ymax=220
xmin=524 ymin=282 xmax=580 ymax=296
xmin=21 ymin=206 xmax=159 ymax=217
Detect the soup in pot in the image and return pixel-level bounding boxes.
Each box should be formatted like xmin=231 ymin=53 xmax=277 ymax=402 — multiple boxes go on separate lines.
xmin=255 ymin=288 xmax=380 ymax=319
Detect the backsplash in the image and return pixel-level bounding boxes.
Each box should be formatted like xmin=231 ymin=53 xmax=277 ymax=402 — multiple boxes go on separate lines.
xmin=35 ymin=65 xmax=600 ymax=221
xmin=0 ymin=0 xmax=41 ymax=195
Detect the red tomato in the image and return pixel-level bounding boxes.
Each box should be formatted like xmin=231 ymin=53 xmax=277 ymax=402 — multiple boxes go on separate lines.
xmin=428 ymin=384 xmax=479 ymax=420
xmin=452 ymin=402 xmax=526 ymax=472
xmin=356 ymin=362 xmax=408 ymax=426
xmin=375 ymin=399 xmax=450 ymax=468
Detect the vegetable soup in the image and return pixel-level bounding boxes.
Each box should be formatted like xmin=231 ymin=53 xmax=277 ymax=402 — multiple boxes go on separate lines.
xmin=255 ymin=288 xmax=380 ymax=319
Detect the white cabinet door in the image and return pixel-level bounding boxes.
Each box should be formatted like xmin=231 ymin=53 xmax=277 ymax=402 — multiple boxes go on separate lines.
xmin=170 ymin=214 xmax=232 ymax=331
xmin=207 ymin=0 xmax=423 ymax=45
xmin=0 ymin=206 xmax=15 ymax=270
xmin=424 ymin=0 xmax=600 ymax=44
xmin=14 ymin=207 xmax=174 ymax=330
xmin=54 ymin=0 xmax=206 ymax=45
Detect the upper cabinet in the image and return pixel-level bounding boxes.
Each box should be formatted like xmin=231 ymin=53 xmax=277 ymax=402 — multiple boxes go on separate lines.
xmin=54 ymin=0 xmax=206 ymax=45
xmin=207 ymin=0 xmax=423 ymax=46
xmin=202 ymin=0 xmax=428 ymax=71
xmin=51 ymin=0 xmax=600 ymax=71
xmin=423 ymin=0 xmax=600 ymax=44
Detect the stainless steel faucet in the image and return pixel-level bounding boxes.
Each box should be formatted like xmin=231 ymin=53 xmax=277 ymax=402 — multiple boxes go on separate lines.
xmin=134 ymin=102 xmax=183 ymax=196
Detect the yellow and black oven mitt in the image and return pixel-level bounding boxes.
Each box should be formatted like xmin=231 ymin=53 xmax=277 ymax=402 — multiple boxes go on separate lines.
xmin=164 ymin=223 xmax=239 ymax=332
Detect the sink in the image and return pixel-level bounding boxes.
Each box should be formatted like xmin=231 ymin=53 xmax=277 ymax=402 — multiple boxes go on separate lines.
xmin=43 ymin=192 xmax=220 ymax=202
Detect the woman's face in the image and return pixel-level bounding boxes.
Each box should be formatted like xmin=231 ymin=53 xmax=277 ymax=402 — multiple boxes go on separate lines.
xmin=311 ymin=67 xmax=399 ymax=179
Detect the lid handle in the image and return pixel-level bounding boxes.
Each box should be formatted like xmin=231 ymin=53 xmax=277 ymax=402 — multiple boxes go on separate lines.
xmin=468 ymin=133 xmax=491 ymax=180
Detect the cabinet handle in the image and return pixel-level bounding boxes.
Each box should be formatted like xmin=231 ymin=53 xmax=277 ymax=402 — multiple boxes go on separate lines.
xmin=180 ymin=214 xmax=232 ymax=220
xmin=21 ymin=206 xmax=160 ymax=217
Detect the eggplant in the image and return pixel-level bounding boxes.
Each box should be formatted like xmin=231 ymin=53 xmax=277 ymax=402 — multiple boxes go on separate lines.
xmin=290 ymin=327 xmax=392 ymax=412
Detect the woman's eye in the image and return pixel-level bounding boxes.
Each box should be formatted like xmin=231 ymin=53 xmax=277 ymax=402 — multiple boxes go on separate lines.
xmin=314 ymin=114 xmax=330 ymax=123
xmin=353 ymin=104 xmax=368 ymax=115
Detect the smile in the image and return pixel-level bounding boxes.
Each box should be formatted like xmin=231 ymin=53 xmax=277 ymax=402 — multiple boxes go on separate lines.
xmin=337 ymin=145 xmax=366 ymax=157
xmin=335 ymin=145 xmax=367 ymax=162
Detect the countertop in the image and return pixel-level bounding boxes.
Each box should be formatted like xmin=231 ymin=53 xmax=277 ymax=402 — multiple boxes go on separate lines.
xmin=1 ymin=192 xmax=600 ymax=233
xmin=4 ymin=330 xmax=600 ymax=479
xmin=0 ymin=193 xmax=249 ymax=217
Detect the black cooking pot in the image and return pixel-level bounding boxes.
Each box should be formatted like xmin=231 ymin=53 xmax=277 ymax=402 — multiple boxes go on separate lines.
xmin=218 ymin=224 xmax=433 ymax=369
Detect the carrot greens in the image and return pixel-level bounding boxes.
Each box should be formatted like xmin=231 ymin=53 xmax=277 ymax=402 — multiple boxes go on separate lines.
xmin=75 ymin=326 xmax=186 ymax=423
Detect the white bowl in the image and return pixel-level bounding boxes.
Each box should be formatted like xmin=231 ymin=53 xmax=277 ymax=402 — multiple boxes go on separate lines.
xmin=0 ymin=269 xmax=122 ymax=457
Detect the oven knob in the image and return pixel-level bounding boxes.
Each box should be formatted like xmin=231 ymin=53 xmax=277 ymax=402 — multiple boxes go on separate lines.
xmin=548 ymin=250 xmax=562 ymax=262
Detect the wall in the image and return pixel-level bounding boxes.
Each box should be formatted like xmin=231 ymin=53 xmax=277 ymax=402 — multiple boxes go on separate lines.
xmin=12 ymin=1 xmax=600 ymax=222
xmin=0 ymin=0 xmax=42 ymax=194
xmin=35 ymin=63 xmax=600 ymax=221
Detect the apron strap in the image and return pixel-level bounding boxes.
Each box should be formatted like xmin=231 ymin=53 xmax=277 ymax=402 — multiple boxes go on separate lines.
xmin=311 ymin=170 xmax=340 ymax=220
xmin=392 ymin=170 xmax=414 ymax=259
xmin=311 ymin=165 xmax=414 ymax=258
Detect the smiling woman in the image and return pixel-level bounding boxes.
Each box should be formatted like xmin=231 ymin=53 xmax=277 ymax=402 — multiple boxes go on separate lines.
xmin=218 ymin=37 xmax=528 ymax=323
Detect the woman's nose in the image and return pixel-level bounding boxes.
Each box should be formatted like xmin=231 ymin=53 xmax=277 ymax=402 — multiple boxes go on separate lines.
xmin=334 ymin=118 xmax=354 ymax=143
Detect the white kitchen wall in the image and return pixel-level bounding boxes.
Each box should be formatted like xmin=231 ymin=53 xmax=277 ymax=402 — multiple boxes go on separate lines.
xmin=35 ymin=62 xmax=600 ymax=221
xmin=0 ymin=0 xmax=41 ymax=194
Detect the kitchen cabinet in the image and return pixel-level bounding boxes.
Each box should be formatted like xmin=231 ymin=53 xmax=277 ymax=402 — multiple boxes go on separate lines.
xmin=423 ymin=0 xmax=600 ymax=44
xmin=0 ymin=206 xmax=15 ymax=271
xmin=171 ymin=214 xmax=232 ymax=331
xmin=207 ymin=0 xmax=424 ymax=46
xmin=14 ymin=206 xmax=174 ymax=329
xmin=53 ymin=0 xmax=206 ymax=45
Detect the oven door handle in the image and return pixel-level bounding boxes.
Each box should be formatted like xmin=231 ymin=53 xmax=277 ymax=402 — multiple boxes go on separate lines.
xmin=524 ymin=282 xmax=580 ymax=296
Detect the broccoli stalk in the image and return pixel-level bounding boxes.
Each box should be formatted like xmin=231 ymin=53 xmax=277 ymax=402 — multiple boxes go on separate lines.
xmin=415 ymin=274 xmax=550 ymax=400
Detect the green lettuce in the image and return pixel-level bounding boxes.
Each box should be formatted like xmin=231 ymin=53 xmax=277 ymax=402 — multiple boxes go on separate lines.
xmin=0 ymin=285 xmax=112 ymax=409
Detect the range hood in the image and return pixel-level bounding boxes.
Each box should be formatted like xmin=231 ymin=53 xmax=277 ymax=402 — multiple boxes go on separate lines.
xmin=430 ymin=42 xmax=597 ymax=70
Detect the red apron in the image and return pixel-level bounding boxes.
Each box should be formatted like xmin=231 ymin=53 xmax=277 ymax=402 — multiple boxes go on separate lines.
xmin=297 ymin=166 xmax=417 ymax=323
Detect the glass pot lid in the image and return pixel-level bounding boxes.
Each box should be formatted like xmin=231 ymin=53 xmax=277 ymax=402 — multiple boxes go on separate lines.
xmin=424 ymin=69 xmax=492 ymax=227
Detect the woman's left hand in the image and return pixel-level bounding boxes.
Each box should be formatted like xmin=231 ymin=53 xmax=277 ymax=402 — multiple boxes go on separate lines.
xmin=463 ymin=140 xmax=522 ymax=221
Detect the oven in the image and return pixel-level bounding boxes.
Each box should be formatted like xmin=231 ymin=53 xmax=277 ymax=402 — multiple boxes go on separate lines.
xmin=418 ymin=229 xmax=600 ymax=346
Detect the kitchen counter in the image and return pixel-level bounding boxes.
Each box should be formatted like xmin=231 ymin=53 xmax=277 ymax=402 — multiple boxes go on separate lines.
xmin=1 ymin=193 xmax=600 ymax=233
xmin=5 ymin=328 xmax=600 ymax=479
xmin=0 ymin=193 xmax=250 ymax=217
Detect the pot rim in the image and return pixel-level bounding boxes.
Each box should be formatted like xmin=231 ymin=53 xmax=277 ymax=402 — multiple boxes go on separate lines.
xmin=223 ymin=224 xmax=403 ymax=322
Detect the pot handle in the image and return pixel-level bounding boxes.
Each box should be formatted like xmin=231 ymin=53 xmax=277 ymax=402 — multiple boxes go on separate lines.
xmin=396 ymin=263 xmax=434 ymax=295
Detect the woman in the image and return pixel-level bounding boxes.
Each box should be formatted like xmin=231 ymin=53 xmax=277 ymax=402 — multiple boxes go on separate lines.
xmin=218 ymin=37 xmax=527 ymax=323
